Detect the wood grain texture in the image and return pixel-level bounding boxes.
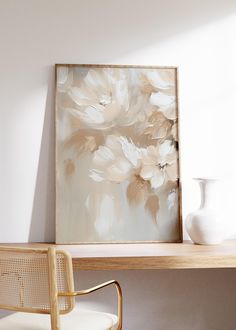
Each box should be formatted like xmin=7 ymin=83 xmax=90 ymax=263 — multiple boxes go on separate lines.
xmin=2 ymin=241 xmax=236 ymax=270
xmin=48 ymin=248 xmax=60 ymax=330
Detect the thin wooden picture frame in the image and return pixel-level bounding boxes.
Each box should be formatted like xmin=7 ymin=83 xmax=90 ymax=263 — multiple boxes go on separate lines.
xmin=55 ymin=64 xmax=182 ymax=244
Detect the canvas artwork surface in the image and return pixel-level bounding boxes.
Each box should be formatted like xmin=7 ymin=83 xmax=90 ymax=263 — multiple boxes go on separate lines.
xmin=56 ymin=64 xmax=181 ymax=243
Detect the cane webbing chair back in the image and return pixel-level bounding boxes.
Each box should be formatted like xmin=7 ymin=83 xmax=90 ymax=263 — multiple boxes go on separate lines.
xmin=0 ymin=247 xmax=75 ymax=315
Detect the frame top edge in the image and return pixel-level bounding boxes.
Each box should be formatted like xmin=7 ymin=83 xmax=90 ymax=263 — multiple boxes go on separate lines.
xmin=55 ymin=63 xmax=179 ymax=70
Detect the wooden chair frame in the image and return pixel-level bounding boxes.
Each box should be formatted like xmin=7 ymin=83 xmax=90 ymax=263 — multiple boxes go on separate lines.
xmin=0 ymin=246 xmax=123 ymax=330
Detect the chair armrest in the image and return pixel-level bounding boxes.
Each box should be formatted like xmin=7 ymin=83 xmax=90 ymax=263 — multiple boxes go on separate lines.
xmin=58 ymin=280 xmax=122 ymax=329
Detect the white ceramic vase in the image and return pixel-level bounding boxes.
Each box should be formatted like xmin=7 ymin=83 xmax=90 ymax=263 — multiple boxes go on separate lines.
xmin=186 ymin=178 xmax=223 ymax=245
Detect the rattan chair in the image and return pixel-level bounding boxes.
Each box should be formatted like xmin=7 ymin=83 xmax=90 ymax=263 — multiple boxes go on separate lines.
xmin=0 ymin=246 xmax=122 ymax=330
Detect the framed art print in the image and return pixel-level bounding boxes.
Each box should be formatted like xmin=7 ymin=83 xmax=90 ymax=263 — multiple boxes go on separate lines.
xmin=55 ymin=64 xmax=182 ymax=243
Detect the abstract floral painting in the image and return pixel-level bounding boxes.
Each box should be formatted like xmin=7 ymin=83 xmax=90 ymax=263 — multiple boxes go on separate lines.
xmin=55 ymin=64 xmax=181 ymax=243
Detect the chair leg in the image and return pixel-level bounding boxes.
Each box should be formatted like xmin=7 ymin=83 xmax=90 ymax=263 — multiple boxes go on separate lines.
xmin=48 ymin=247 xmax=60 ymax=330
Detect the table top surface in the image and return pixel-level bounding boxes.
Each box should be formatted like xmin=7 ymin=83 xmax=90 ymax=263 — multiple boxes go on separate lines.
xmin=1 ymin=240 xmax=236 ymax=270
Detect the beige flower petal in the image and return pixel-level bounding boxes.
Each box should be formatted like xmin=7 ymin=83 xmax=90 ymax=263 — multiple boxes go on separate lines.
xmin=165 ymin=148 xmax=178 ymax=164
xmin=127 ymin=176 xmax=150 ymax=205
xmin=159 ymin=140 xmax=174 ymax=159
xmin=57 ymin=67 xmax=69 ymax=85
xmin=64 ymin=159 xmax=75 ymax=178
xmin=144 ymin=111 xmax=172 ymax=139
xmin=146 ymin=71 xmax=174 ymax=90
xmin=161 ymin=103 xmax=177 ymax=120
xmin=145 ymin=195 xmax=160 ymax=223
xmin=84 ymin=69 xmax=108 ymax=95
xmin=141 ymin=146 xmax=158 ymax=166
xmin=120 ymin=136 xmax=141 ymax=167
xmin=113 ymin=78 xmax=129 ymax=109
xmin=165 ymin=180 xmax=178 ymax=191
xmin=93 ymin=145 xmax=115 ymax=166
xmin=103 ymin=103 xmax=121 ymax=123
xmin=150 ymin=169 xmax=165 ymax=189
xmin=152 ymin=125 xmax=170 ymax=139
xmin=105 ymin=135 xmax=124 ymax=155
xmin=66 ymin=134 xmax=96 ymax=154
xmin=64 ymin=130 xmax=104 ymax=155
xmin=166 ymin=162 xmax=178 ymax=181
xmin=80 ymin=105 xmax=105 ymax=125
xmin=150 ymin=92 xmax=175 ymax=107
xmin=89 ymin=170 xmax=104 ymax=182
xmin=57 ymin=68 xmax=73 ymax=92
xmin=140 ymin=165 xmax=155 ymax=180
xmin=107 ymin=158 xmax=133 ymax=182
xmin=69 ymin=86 xmax=97 ymax=106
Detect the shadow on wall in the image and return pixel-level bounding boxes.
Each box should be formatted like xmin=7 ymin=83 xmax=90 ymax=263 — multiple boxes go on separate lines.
xmin=29 ymin=66 xmax=55 ymax=242
xmin=75 ymin=268 xmax=236 ymax=330
xmin=44 ymin=0 xmax=236 ymax=62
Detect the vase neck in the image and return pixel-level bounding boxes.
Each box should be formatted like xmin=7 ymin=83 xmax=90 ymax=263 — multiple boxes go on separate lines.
xmin=197 ymin=179 xmax=218 ymax=209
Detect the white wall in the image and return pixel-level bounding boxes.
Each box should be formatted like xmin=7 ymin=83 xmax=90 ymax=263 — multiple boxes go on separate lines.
xmin=1 ymin=0 xmax=236 ymax=328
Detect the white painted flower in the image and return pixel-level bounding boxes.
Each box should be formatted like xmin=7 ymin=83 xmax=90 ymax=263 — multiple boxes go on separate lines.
xmin=145 ymin=70 xmax=174 ymax=90
xmin=90 ymin=135 xmax=178 ymax=190
xmin=149 ymin=92 xmax=176 ymax=120
xmin=141 ymin=69 xmax=177 ymax=120
xmin=68 ymin=68 xmax=146 ymax=129
xmin=90 ymin=135 xmax=141 ymax=183
xmin=86 ymin=193 xmax=114 ymax=237
xmin=144 ymin=111 xmax=172 ymax=139
xmin=140 ymin=140 xmax=178 ymax=189
xmin=167 ymin=189 xmax=177 ymax=210
xmin=57 ymin=66 xmax=73 ymax=92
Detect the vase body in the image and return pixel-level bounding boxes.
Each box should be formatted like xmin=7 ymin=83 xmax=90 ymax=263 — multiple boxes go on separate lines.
xmin=186 ymin=178 xmax=223 ymax=245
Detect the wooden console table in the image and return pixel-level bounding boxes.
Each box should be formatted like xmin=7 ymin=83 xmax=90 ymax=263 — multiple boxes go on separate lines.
xmin=2 ymin=241 xmax=236 ymax=270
